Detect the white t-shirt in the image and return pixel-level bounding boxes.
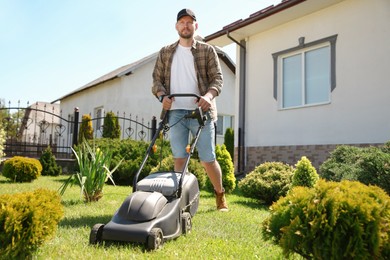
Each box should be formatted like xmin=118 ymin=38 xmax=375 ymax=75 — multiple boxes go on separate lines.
xmin=170 ymin=44 xmax=200 ymax=110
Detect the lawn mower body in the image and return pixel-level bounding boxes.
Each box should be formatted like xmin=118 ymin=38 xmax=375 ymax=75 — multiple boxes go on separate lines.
xmin=90 ymin=94 xmax=204 ymax=250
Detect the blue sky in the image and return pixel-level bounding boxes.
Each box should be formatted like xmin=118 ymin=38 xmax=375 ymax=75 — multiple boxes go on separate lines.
xmin=0 ymin=0 xmax=280 ymax=106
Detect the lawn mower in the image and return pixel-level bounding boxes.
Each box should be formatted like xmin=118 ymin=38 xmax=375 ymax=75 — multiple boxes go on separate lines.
xmin=89 ymin=94 xmax=206 ymax=250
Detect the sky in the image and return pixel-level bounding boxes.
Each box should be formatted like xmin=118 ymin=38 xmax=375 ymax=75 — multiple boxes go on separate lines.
xmin=0 ymin=0 xmax=281 ymax=107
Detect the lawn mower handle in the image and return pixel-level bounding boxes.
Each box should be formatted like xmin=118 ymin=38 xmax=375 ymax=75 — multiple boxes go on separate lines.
xmin=167 ymin=93 xmax=201 ymax=101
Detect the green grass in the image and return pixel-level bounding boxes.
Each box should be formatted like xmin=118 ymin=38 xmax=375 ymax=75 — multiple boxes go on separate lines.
xmin=0 ymin=175 xmax=301 ymax=259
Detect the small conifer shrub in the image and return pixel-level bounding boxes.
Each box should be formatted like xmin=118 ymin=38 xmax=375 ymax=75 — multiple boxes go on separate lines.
xmin=0 ymin=189 xmax=64 ymax=258
xmin=291 ymin=156 xmax=319 ymax=188
xmin=2 ymin=156 xmax=42 ymax=182
xmin=206 ymin=144 xmax=236 ymax=193
xmin=262 ymin=180 xmax=390 ymax=259
xmin=238 ymin=162 xmax=294 ymax=205
xmin=39 ymin=146 xmax=62 ymax=176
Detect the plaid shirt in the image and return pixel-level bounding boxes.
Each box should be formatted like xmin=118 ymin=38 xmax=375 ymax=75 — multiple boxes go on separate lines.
xmin=152 ymin=39 xmax=223 ymax=121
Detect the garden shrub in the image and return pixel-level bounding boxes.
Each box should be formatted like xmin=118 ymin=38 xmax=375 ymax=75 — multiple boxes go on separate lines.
xmin=357 ymin=147 xmax=390 ymax=194
xmin=262 ymin=179 xmax=390 ymax=259
xmin=2 ymin=156 xmax=42 ymax=182
xmin=39 ymin=146 xmax=62 ymax=176
xmin=150 ymin=155 xmax=207 ymax=189
xmin=291 ymin=156 xmax=319 ymax=188
xmin=206 ymin=144 xmax=236 ymax=193
xmin=320 ymin=144 xmax=390 ymax=194
xmin=224 ymin=127 xmax=234 ymax=161
xmin=78 ymin=114 xmax=94 ymax=142
xmin=238 ymin=162 xmax=294 ymax=205
xmin=319 ymin=145 xmax=362 ymax=181
xmin=102 ymin=111 xmax=121 ymax=139
xmin=93 ymin=138 xmax=171 ymax=186
xmin=381 ymin=141 xmax=390 ymax=153
xmin=0 ymin=189 xmax=64 ymax=259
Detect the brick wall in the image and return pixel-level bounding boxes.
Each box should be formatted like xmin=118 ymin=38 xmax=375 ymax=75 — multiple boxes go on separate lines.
xmin=234 ymin=143 xmax=383 ymax=174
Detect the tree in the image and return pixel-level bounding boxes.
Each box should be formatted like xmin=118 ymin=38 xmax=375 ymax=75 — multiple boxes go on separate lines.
xmin=39 ymin=146 xmax=62 ymax=176
xmin=291 ymin=156 xmax=319 ymax=188
xmin=78 ymin=114 xmax=94 ymax=142
xmin=0 ymin=100 xmax=24 ymax=140
xmin=224 ymin=127 xmax=234 ymax=161
xmin=102 ymin=111 xmax=120 ymax=139
xmin=0 ymin=123 xmax=5 ymax=159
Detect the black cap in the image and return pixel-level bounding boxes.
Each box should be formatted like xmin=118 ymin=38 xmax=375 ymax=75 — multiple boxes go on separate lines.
xmin=177 ymin=8 xmax=196 ymax=21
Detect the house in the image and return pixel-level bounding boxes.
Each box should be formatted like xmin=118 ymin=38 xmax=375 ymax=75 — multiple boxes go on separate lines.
xmin=20 ymin=102 xmax=61 ymax=145
xmin=205 ymin=0 xmax=390 ymax=173
xmin=1 ymin=101 xmax=63 ymax=158
xmin=54 ymin=39 xmax=236 ymax=145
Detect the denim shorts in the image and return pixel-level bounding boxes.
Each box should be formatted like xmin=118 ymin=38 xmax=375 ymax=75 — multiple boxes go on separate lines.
xmin=168 ymin=109 xmax=216 ymax=162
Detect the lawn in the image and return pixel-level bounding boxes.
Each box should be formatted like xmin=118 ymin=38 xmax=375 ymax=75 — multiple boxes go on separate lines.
xmin=0 ymin=175 xmax=301 ymax=259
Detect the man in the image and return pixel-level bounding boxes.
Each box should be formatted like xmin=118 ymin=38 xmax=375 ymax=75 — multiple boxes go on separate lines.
xmin=151 ymin=8 xmax=228 ymax=211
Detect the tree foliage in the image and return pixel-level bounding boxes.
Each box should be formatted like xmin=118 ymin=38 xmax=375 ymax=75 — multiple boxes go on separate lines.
xmin=78 ymin=114 xmax=94 ymax=142
xmin=102 ymin=111 xmax=120 ymax=139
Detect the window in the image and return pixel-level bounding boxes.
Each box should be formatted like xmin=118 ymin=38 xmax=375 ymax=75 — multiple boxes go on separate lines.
xmin=216 ymin=115 xmax=233 ymax=135
xmin=273 ymin=35 xmax=337 ymax=109
xmin=94 ymin=107 xmax=104 ymax=131
xmin=68 ymin=114 xmax=74 ymax=135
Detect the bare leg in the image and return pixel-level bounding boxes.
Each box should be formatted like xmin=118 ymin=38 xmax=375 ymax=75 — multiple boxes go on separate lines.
xmin=174 ymin=158 xmax=187 ymax=172
xmin=175 ymin=158 xmax=223 ymax=192
xmin=201 ymin=160 xmax=223 ymax=193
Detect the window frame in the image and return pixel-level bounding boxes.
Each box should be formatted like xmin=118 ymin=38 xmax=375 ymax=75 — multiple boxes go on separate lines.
xmin=272 ymin=35 xmax=337 ymax=109
xmin=94 ymin=107 xmax=104 ymax=132
xmin=216 ymin=114 xmax=234 ymax=136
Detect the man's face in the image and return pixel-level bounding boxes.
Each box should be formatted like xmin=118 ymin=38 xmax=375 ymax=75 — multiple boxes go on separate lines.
xmin=176 ymin=16 xmax=197 ymax=39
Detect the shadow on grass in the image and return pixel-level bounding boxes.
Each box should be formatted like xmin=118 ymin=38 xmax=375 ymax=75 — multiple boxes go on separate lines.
xmin=232 ymin=199 xmax=268 ymax=210
xmin=59 ymin=214 xmax=113 ymax=228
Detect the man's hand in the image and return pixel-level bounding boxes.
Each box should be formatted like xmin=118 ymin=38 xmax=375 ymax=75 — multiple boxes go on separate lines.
xmin=198 ymin=92 xmax=215 ymax=111
xmin=162 ymin=96 xmax=173 ymax=110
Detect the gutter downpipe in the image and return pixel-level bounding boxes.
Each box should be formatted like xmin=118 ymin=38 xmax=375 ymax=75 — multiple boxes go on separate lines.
xmin=227 ymin=31 xmax=246 ymax=174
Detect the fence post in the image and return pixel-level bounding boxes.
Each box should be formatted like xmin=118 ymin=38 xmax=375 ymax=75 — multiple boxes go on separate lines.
xmin=72 ymin=107 xmax=79 ymax=147
xmin=151 ymin=116 xmax=157 ymax=141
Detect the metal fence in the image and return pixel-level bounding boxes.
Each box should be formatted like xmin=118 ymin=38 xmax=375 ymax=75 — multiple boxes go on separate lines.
xmin=0 ymin=101 xmax=156 ymax=159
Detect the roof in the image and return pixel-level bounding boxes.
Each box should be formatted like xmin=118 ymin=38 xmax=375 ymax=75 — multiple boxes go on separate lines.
xmin=204 ymin=0 xmax=344 ymax=47
xmin=53 ymin=39 xmax=235 ymax=103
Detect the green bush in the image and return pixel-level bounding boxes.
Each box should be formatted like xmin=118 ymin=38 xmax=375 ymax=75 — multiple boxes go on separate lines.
xmin=224 ymin=128 xmax=234 ymax=161
xmin=102 ymin=111 xmax=121 ymax=139
xmin=262 ymin=180 xmax=390 ymax=259
xmin=319 ymin=145 xmax=363 ymax=181
xmin=320 ymin=144 xmax=390 ymax=194
xmin=39 ymin=146 xmax=62 ymax=176
xmin=205 ymin=144 xmax=236 ymax=193
xmin=291 ymin=156 xmax=319 ymax=188
xmin=2 ymin=156 xmax=42 ymax=182
xmin=79 ymin=114 xmax=94 ymax=142
xmin=357 ymin=147 xmax=390 ymax=194
xmin=238 ymin=162 xmax=294 ymax=205
xmin=381 ymin=141 xmax=390 ymax=153
xmin=93 ymin=138 xmax=172 ymax=186
xmin=150 ymin=155 xmax=208 ymax=189
xmin=0 ymin=189 xmax=64 ymax=259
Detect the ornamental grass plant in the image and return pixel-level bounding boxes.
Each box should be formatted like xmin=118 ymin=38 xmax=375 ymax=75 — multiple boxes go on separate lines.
xmin=59 ymin=140 xmax=122 ymax=202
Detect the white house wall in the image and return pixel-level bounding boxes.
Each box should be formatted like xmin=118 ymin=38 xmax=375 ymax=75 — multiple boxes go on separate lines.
xmin=60 ymin=54 xmax=236 ymax=144
xmin=242 ymin=0 xmax=390 ymax=148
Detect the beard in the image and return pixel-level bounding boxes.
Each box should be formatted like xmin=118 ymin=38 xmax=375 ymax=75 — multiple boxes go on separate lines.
xmin=178 ymin=29 xmax=194 ymax=39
